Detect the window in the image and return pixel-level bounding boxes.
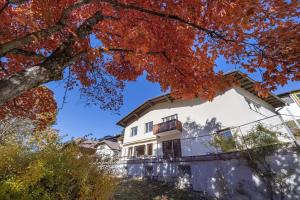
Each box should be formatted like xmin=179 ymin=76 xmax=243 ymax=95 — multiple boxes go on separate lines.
xmin=145 ymin=121 xmax=153 ymax=133
xmin=145 ymin=166 xmax=153 ymax=177
xmin=147 ymin=143 xmax=153 ymax=156
xmin=162 ymin=139 xmax=181 ymax=159
xmin=162 ymin=114 xmax=178 ymax=122
xmin=246 ymin=99 xmax=262 ymax=114
xmin=130 ymin=126 xmax=138 ymax=136
xmin=134 ymin=145 xmax=145 ymax=157
xmin=128 ymin=147 xmax=133 ymax=158
xmin=217 ymin=128 xmax=233 ymax=138
xmin=178 ymin=165 xmax=191 ymax=178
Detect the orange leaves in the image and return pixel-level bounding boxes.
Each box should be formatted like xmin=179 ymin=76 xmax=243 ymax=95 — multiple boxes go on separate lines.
xmin=0 ymin=87 xmax=57 ymax=130
xmin=0 ymin=0 xmax=299 ymax=118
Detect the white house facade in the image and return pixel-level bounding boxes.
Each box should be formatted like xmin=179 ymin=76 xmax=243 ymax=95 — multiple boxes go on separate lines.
xmin=117 ymin=72 xmax=293 ymax=160
xmin=277 ymin=90 xmax=300 ymax=139
xmin=96 ymin=139 xmax=122 ymax=159
xmin=278 ymin=90 xmax=300 ymax=120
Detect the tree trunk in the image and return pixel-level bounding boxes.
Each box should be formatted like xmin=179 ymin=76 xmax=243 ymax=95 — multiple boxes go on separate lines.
xmin=0 ymin=66 xmax=51 ymax=106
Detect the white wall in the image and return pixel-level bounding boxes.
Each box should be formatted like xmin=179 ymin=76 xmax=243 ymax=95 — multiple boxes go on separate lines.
xmin=115 ymin=148 xmax=300 ymax=200
xmin=278 ymin=100 xmax=300 ymax=121
xmin=122 ymin=87 xmax=282 ymax=157
xmin=96 ymin=144 xmax=116 ymax=158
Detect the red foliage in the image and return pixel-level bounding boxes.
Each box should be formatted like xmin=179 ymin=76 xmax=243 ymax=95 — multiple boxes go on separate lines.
xmin=0 ymin=0 xmax=299 ymax=123
xmin=0 ymin=86 xmax=57 ymax=129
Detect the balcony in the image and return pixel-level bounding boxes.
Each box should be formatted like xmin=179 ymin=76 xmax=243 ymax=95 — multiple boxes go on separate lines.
xmin=153 ymin=119 xmax=182 ymax=136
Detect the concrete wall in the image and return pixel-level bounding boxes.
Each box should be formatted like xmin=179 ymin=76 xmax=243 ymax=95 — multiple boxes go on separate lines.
xmin=115 ymin=147 xmax=300 ymax=200
xmin=121 ymin=87 xmax=282 ymax=158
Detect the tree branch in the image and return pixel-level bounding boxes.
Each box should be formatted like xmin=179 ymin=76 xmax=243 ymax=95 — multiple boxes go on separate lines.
xmin=0 ymin=8 xmax=112 ymax=106
xmin=7 ymin=49 xmax=46 ymax=60
xmin=0 ymin=0 xmax=30 ymax=14
xmin=100 ymin=0 xmax=233 ymax=42
xmin=0 ymin=1 xmax=9 ymax=14
xmin=0 ymin=0 xmax=91 ymax=57
xmin=59 ymin=67 xmax=71 ymax=110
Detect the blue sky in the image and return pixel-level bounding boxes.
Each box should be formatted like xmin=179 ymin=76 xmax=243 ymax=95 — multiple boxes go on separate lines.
xmin=47 ymin=58 xmax=299 ymax=140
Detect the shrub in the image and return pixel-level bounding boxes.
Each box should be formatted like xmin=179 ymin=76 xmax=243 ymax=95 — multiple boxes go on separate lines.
xmin=0 ymin=121 xmax=116 ymax=200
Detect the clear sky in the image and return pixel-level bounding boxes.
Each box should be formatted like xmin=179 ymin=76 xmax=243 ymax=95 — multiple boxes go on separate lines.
xmin=47 ymin=58 xmax=299 ymax=140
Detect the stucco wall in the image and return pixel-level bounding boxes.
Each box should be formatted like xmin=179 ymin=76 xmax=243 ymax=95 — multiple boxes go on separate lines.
xmin=115 ymin=147 xmax=300 ymax=200
xmin=121 ymin=87 xmax=281 ymax=157
xmin=279 ymin=101 xmax=300 ymax=120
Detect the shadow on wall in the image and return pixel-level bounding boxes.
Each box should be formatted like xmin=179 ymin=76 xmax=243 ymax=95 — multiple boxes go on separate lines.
xmin=181 ymin=117 xmax=222 ymax=156
xmin=121 ymin=117 xmax=300 ymax=200
xmin=122 ymin=147 xmax=300 ymax=200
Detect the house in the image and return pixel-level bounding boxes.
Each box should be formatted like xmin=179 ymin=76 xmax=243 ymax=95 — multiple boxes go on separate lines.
xmin=277 ymin=89 xmax=300 ymax=119
xmin=96 ymin=134 xmax=123 ymax=159
xmin=117 ymin=71 xmax=294 ymax=160
xmin=277 ymin=89 xmax=300 ymax=138
xmin=75 ymin=134 xmax=123 ymax=159
xmin=75 ymin=138 xmax=100 ymax=155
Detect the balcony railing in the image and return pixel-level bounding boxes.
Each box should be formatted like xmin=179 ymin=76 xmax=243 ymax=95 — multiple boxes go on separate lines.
xmin=153 ymin=119 xmax=182 ymax=135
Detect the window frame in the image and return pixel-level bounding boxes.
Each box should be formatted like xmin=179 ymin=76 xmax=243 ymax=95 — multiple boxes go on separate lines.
xmin=130 ymin=126 xmax=138 ymax=137
xmin=134 ymin=145 xmax=145 ymax=157
xmin=162 ymin=114 xmax=178 ymax=122
xmin=147 ymin=143 xmax=153 ymax=156
xmin=145 ymin=121 xmax=153 ymax=133
xmin=217 ymin=128 xmax=233 ymax=138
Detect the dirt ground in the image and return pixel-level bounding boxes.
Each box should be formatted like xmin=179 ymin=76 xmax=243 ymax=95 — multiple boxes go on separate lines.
xmin=112 ymin=179 xmax=210 ymax=200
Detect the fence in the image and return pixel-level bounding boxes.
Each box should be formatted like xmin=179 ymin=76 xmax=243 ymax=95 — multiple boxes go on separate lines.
xmin=105 ymin=114 xmax=300 ymax=199
xmin=113 ymin=114 xmax=300 ymax=162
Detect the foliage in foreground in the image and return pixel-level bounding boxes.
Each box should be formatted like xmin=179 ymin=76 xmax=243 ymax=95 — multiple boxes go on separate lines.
xmin=0 ymin=121 xmax=116 ymax=200
xmin=1 ymin=0 xmax=299 ymax=122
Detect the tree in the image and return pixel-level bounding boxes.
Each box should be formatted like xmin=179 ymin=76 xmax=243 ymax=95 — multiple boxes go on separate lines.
xmin=0 ymin=0 xmax=299 ymax=115
xmin=0 ymin=120 xmax=117 ymax=200
xmin=0 ymin=86 xmax=57 ymax=129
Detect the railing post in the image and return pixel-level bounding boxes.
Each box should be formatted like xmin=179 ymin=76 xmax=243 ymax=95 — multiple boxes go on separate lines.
xmin=172 ymin=140 xmax=174 ymax=160
xmin=156 ymin=138 xmax=159 ymax=162
xmin=238 ymin=126 xmax=253 ymax=161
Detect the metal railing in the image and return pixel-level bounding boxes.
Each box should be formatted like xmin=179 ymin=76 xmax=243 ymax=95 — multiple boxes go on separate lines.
xmin=153 ymin=119 xmax=182 ymax=135
xmin=103 ymin=114 xmax=300 ymax=162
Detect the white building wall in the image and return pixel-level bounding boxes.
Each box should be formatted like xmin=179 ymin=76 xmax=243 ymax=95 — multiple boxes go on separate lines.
xmin=122 ymin=87 xmax=282 ymax=157
xmin=278 ymin=100 xmax=300 ymax=121
xmin=96 ymin=144 xmax=115 ymax=158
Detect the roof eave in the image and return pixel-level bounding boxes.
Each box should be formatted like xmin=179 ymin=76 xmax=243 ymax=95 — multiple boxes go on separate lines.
xmin=116 ymin=71 xmax=285 ymax=127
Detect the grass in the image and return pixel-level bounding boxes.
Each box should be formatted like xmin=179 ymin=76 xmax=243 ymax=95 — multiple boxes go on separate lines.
xmin=112 ymin=179 xmax=210 ymax=200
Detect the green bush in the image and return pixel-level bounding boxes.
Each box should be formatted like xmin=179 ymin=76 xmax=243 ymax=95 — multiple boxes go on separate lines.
xmin=210 ymin=124 xmax=282 ymax=152
xmin=211 ymin=134 xmax=237 ymax=152
xmin=243 ymin=124 xmax=280 ymax=148
xmin=0 ymin=122 xmax=116 ymax=200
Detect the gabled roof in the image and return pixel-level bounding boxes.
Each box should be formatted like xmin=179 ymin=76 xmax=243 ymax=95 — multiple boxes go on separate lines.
xmin=117 ymin=71 xmax=285 ymax=127
xmin=77 ymin=139 xmax=99 ymax=150
xmin=99 ymin=139 xmax=121 ymax=151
